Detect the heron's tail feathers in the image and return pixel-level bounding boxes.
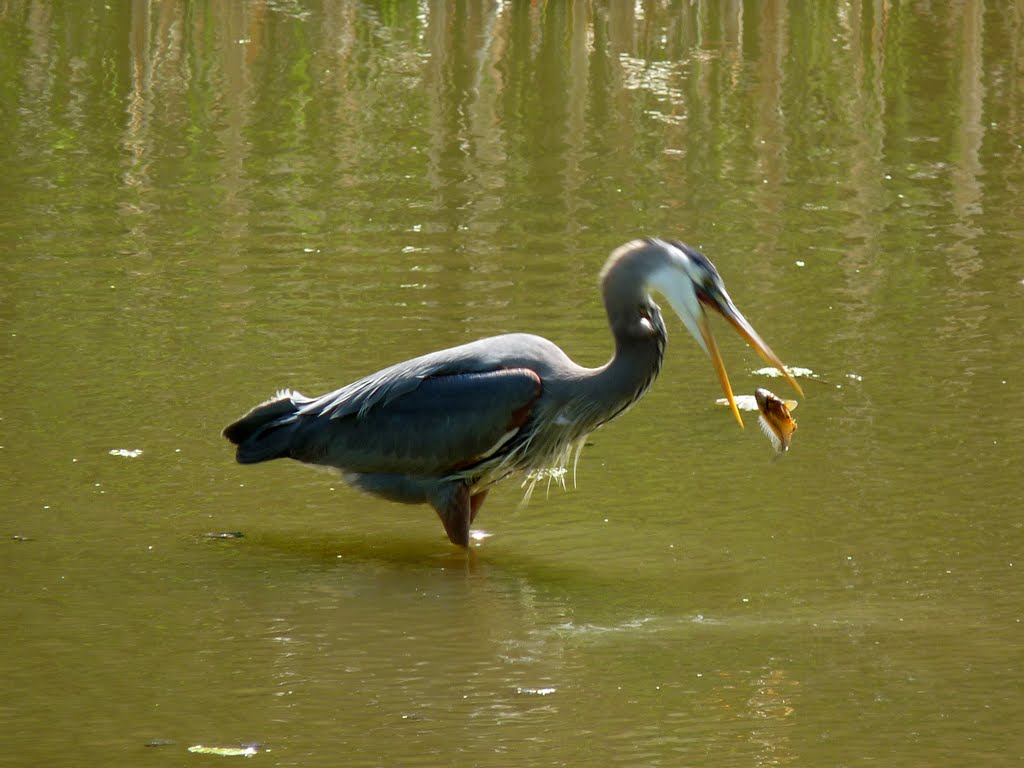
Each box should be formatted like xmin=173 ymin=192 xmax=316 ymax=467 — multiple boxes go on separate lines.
xmin=223 ymin=389 xmax=305 ymax=464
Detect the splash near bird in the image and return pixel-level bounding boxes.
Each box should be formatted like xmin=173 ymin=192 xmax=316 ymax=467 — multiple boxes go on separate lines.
xmin=223 ymin=238 xmax=803 ymax=546
xmin=755 ymin=387 xmax=798 ymax=456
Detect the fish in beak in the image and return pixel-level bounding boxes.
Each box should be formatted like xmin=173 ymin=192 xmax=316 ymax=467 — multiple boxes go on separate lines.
xmin=754 ymin=387 xmax=799 ymax=455
xmin=697 ymin=283 xmax=803 ymax=428
xmin=645 ymin=239 xmax=803 ymax=428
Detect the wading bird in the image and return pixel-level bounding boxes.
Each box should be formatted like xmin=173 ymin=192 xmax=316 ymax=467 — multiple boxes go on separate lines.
xmin=224 ymin=238 xmax=802 ymax=546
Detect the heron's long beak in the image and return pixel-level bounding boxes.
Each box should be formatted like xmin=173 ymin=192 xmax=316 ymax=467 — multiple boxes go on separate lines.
xmin=699 ymin=289 xmax=803 ymax=429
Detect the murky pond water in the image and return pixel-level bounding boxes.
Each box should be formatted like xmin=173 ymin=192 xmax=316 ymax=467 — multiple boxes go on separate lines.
xmin=3 ymin=2 xmax=1023 ymax=765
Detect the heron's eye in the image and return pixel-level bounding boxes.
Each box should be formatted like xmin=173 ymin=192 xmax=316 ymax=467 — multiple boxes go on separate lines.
xmin=698 ymin=277 xmax=718 ymax=302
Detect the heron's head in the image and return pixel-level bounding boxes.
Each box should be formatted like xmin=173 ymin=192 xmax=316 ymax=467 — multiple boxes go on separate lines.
xmin=644 ymin=238 xmax=803 ymax=427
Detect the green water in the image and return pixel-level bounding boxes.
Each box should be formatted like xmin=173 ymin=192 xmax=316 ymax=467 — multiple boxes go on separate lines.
xmin=2 ymin=2 xmax=1022 ymax=765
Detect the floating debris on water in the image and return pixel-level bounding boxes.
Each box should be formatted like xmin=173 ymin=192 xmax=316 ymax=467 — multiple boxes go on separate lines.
xmin=516 ymin=687 xmax=556 ymax=696
xmin=203 ymin=531 xmax=245 ymax=540
xmin=716 ymin=395 xmax=759 ymax=412
xmin=753 ymin=366 xmax=816 ymax=379
xmin=109 ymin=448 xmax=143 ymax=458
xmin=187 ymin=744 xmax=264 ymax=757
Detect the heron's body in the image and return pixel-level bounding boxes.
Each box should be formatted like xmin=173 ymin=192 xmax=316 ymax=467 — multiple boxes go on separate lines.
xmin=224 ymin=238 xmax=800 ymax=546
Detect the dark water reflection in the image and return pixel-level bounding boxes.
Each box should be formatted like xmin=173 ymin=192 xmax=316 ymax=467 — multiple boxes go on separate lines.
xmin=3 ymin=1 xmax=1024 ymax=766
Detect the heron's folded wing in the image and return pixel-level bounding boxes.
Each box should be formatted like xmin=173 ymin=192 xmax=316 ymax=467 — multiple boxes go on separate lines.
xmin=296 ymin=333 xmax=565 ymax=421
xmin=288 ymin=368 xmax=542 ymax=475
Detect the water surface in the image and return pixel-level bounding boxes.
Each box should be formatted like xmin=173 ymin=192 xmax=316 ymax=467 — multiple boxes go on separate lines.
xmin=2 ymin=2 xmax=1022 ymax=766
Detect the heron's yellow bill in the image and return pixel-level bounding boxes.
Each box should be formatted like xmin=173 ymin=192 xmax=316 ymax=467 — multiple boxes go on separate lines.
xmin=698 ymin=297 xmax=803 ymax=429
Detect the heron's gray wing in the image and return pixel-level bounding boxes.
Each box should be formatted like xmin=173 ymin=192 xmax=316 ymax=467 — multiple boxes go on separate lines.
xmin=295 ymin=333 xmax=567 ymax=421
xmin=297 ymin=354 xmax=461 ymax=421
xmin=287 ymin=368 xmax=542 ymax=475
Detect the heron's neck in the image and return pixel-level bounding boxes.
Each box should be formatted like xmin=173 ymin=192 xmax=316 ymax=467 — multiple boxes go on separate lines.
xmin=578 ymin=307 xmax=667 ymax=428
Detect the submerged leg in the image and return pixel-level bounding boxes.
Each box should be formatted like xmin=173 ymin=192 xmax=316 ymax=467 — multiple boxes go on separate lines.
xmin=431 ymin=482 xmax=472 ymax=547
xmin=469 ymin=489 xmax=488 ymax=525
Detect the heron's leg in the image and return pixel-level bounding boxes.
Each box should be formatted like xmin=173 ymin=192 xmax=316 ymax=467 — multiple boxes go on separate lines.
xmin=469 ymin=489 xmax=488 ymax=525
xmin=431 ymin=482 xmax=472 ymax=547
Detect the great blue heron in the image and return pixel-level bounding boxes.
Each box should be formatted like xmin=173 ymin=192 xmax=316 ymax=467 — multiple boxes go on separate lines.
xmin=224 ymin=238 xmax=802 ymax=546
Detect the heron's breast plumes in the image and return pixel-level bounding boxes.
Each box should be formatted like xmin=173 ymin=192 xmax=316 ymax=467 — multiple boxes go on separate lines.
xmin=463 ymin=406 xmax=596 ymax=505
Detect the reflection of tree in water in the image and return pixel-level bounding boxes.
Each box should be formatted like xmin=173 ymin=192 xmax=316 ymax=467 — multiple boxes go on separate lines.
xmin=12 ymin=1 xmax=1014 ymax=251
xmin=7 ymin=0 xmax=1016 ymax=392
xmin=746 ymin=663 xmax=798 ymax=766
xmin=698 ymin=660 xmax=798 ymax=766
